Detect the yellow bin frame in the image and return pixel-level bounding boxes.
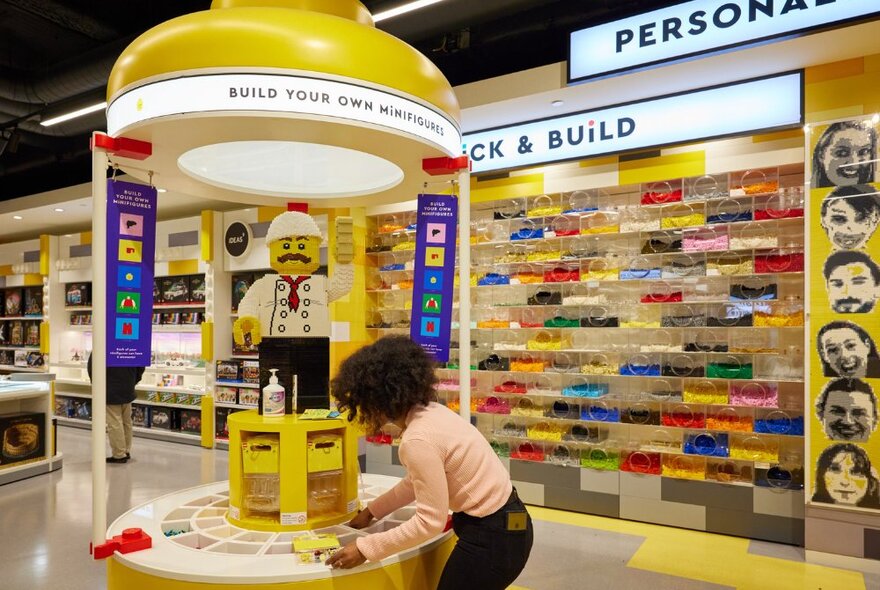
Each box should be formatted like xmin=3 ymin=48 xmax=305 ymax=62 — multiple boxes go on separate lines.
xmin=227 ymin=411 xmax=360 ymax=532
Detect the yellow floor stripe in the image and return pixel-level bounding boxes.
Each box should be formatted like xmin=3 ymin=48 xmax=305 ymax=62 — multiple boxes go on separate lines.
xmin=527 ymin=506 xmax=865 ymax=590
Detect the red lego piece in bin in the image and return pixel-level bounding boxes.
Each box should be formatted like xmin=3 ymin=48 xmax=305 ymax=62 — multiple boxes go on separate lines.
xmin=93 ymin=527 xmax=152 ymax=559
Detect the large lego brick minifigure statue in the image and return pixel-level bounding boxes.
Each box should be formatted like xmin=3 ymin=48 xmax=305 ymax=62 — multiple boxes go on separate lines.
xmin=233 ymin=209 xmax=354 ymax=412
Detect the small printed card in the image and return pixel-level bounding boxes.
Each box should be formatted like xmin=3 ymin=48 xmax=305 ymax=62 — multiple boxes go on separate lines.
xmin=299 ymin=409 xmax=341 ymax=420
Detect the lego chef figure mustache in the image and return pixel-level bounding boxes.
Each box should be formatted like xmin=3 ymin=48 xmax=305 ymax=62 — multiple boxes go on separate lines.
xmin=233 ymin=209 xmax=354 ymax=411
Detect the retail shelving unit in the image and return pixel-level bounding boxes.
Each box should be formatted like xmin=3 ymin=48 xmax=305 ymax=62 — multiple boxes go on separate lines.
xmin=363 ymin=166 xmax=807 ymax=543
xmin=50 ymin=218 xmax=213 ymax=447
xmin=0 ymin=379 xmax=63 ymax=485
xmin=0 ymin=238 xmax=50 ymax=375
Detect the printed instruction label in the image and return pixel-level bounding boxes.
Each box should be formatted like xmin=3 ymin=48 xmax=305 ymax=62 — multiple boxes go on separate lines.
xmin=282 ymin=512 xmax=308 ymax=526
xmin=347 ymin=499 xmax=359 ymax=513
xmin=229 ymin=505 xmax=240 ymax=520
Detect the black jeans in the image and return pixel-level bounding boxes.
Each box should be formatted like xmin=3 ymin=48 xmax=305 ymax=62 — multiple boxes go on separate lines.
xmin=437 ymin=489 xmax=533 ymax=590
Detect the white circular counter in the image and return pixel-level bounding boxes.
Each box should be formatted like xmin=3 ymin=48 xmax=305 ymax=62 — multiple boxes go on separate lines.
xmin=105 ymin=474 xmax=455 ymax=589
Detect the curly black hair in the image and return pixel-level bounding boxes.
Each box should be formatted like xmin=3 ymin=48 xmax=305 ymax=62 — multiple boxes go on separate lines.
xmin=331 ymin=336 xmax=437 ymax=433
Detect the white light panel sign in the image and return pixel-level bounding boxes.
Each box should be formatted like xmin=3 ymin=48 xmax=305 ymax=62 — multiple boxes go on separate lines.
xmin=569 ymin=0 xmax=880 ymax=82
xmin=107 ymin=73 xmax=461 ymax=156
xmin=463 ymin=72 xmax=803 ymax=174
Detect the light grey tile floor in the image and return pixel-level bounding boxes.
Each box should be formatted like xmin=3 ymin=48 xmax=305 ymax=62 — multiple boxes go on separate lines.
xmin=0 ymin=427 xmax=228 ymax=590
xmin=515 ymin=520 xmax=733 ymax=590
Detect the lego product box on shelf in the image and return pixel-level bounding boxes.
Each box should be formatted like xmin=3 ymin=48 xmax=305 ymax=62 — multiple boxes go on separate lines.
xmin=215 ymin=407 xmax=243 ymax=440
xmin=13 ymin=350 xmax=27 ymax=367
xmin=158 ymin=392 xmax=177 ymax=405
xmin=160 ymin=276 xmax=190 ymax=304
xmin=181 ymin=312 xmax=201 ymax=324
xmin=5 ymin=289 xmax=22 ymax=316
xmin=0 ymin=323 xmax=6 ymax=344
xmin=179 ymin=410 xmax=201 ymax=434
xmin=216 ymin=360 xmax=240 ymax=382
xmin=70 ymin=312 xmax=91 ymax=326
xmin=9 ymin=321 xmax=23 ymax=345
xmin=161 ymin=312 xmax=181 ymax=325
xmin=71 ymin=400 xmax=92 ymax=420
xmin=239 ymin=390 xmax=259 ymax=407
xmin=131 ymin=405 xmax=150 ymax=427
xmin=231 ymin=274 xmax=254 ymax=312
xmin=0 ymin=412 xmax=45 ymax=466
xmin=232 ymin=336 xmax=258 ymax=356
xmin=0 ymin=350 xmax=12 ymax=366
xmin=149 ymin=407 xmax=178 ymax=430
xmin=65 ymin=283 xmax=90 ymax=307
xmin=189 ymin=275 xmax=206 ymax=303
xmin=54 ymin=398 xmax=70 ymax=417
xmin=215 ymin=386 xmax=238 ymax=404
xmin=24 ymin=288 xmax=42 ymax=316
xmin=26 ymin=352 xmax=45 ymax=368
xmin=25 ymin=323 xmax=40 ymax=347
xmin=242 ymin=360 xmax=259 ymax=384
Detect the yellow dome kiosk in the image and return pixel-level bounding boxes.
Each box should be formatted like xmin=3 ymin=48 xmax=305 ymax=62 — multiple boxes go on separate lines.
xmin=88 ymin=1 xmax=470 ymax=588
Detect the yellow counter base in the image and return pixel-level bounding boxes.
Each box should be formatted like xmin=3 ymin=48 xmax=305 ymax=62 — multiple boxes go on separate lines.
xmin=108 ymin=537 xmax=455 ymax=590
xmin=104 ymin=478 xmax=455 ymax=588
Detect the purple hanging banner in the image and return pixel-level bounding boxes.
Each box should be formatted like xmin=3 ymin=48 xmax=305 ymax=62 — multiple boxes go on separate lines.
xmin=106 ymin=179 xmax=157 ymax=367
xmin=410 ymin=194 xmax=458 ymax=362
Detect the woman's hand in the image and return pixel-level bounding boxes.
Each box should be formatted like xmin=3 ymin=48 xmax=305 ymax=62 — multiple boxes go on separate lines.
xmin=325 ymin=542 xmax=366 ymax=569
xmin=348 ymin=507 xmax=374 ymax=529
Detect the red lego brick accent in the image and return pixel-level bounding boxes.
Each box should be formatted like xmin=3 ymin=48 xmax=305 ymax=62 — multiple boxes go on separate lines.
xmin=288 ymin=203 xmax=309 ymax=213
xmin=93 ymin=527 xmax=152 ymax=559
xmin=422 ymin=156 xmax=470 ymax=176
xmin=91 ymin=133 xmax=152 ymax=160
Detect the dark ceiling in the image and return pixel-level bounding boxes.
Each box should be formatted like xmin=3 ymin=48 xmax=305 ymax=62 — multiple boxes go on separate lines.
xmin=0 ymin=0 xmax=679 ymax=202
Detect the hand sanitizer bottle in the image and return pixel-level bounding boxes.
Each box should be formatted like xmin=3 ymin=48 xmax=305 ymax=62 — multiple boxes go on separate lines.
xmin=262 ymin=369 xmax=285 ymax=416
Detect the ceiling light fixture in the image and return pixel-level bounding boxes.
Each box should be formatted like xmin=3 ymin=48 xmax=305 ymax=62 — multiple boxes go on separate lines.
xmin=13 ymin=215 xmax=23 ymax=220
xmin=551 ymin=100 xmax=564 ymax=107
xmin=373 ymin=0 xmax=445 ymax=23
xmin=40 ymin=101 xmax=107 ymax=127
xmin=157 ymin=188 xmax=167 ymax=193
xmin=54 ymin=208 xmax=64 ymax=212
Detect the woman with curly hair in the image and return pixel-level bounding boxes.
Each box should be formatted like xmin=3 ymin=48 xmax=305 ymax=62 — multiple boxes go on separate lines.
xmin=325 ymin=336 xmax=533 ymax=589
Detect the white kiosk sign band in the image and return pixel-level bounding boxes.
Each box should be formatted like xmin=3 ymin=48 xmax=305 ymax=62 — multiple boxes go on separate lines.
xmin=106 ymin=72 xmax=462 ymax=157
xmin=569 ymin=0 xmax=880 ymax=82
xmin=463 ymin=71 xmax=803 ymax=175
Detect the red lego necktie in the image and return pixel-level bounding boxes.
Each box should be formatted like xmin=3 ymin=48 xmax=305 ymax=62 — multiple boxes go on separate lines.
xmin=281 ymin=276 xmax=310 ymax=312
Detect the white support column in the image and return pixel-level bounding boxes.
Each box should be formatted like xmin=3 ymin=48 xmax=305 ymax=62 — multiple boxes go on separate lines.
xmin=90 ymin=136 xmax=109 ymax=549
xmin=457 ymin=170 xmax=471 ymax=422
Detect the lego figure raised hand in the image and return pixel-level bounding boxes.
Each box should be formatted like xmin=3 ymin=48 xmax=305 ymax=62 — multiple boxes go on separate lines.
xmin=233 ymin=210 xmax=354 ymax=412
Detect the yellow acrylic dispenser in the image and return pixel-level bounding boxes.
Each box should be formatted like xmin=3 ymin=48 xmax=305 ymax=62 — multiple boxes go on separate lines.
xmin=227 ymin=411 xmax=360 ymax=532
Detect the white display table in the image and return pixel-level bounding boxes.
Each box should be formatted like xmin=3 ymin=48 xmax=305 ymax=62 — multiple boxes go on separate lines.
xmin=106 ymin=474 xmax=455 ymax=589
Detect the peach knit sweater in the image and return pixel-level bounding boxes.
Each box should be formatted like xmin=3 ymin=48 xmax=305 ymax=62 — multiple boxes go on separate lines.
xmin=356 ymin=402 xmax=513 ymax=562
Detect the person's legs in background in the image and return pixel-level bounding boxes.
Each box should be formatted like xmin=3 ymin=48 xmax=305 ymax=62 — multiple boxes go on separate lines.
xmin=106 ymin=403 xmax=128 ymax=462
xmin=122 ymin=402 xmax=133 ymax=459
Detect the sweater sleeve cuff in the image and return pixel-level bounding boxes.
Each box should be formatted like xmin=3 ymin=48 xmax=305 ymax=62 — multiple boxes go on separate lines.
xmin=355 ymin=535 xmax=382 ymax=563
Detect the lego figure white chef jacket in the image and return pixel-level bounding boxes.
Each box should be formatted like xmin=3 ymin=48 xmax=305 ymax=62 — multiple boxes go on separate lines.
xmin=233 ymin=210 xmax=354 ymax=412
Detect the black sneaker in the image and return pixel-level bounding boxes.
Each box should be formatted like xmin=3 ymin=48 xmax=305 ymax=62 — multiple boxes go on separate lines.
xmin=106 ymin=456 xmax=128 ymax=464
xmin=125 ymin=453 xmax=131 ymax=460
